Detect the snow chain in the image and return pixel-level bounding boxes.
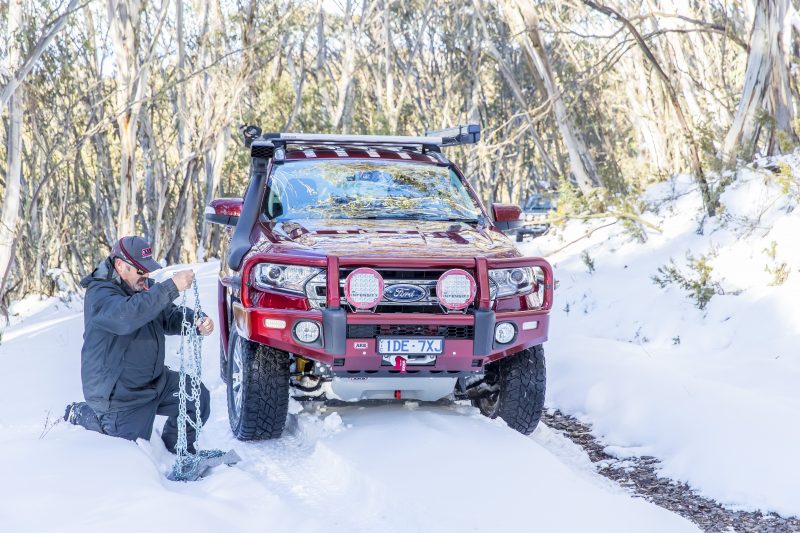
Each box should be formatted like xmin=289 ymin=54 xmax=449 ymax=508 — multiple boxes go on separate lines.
xmin=168 ymin=279 xmax=225 ymax=481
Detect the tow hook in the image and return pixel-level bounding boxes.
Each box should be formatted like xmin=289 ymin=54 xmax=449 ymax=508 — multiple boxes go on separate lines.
xmin=394 ymin=356 xmax=407 ymax=373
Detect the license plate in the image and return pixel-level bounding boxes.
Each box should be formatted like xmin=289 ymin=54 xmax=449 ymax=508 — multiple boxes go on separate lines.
xmin=377 ymin=337 xmax=443 ymax=355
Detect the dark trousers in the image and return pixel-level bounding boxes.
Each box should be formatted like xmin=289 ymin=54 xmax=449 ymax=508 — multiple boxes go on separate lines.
xmin=75 ymin=369 xmax=210 ymax=453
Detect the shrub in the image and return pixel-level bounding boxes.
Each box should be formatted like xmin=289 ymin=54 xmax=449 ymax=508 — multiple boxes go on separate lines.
xmin=580 ymin=251 xmax=595 ymax=274
xmin=652 ymin=252 xmax=722 ymax=310
xmin=763 ymin=241 xmax=790 ymax=286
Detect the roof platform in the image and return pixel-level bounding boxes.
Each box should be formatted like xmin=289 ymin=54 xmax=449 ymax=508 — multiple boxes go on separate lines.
xmin=241 ymin=124 xmax=480 ymax=157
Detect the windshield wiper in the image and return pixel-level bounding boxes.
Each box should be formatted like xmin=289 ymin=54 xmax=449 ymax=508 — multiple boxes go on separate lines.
xmin=332 ymin=213 xmax=482 ymax=223
xmin=348 ymin=214 xmax=418 ymax=220
xmin=439 ymin=217 xmax=480 ymax=223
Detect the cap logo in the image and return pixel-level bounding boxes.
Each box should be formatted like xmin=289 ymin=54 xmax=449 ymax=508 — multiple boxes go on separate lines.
xmin=141 ymin=247 xmax=152 ymax=258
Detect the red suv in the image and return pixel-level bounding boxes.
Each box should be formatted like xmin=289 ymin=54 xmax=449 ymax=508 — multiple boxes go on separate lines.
xmin=206 ymin=125 xmax=554 ymax=440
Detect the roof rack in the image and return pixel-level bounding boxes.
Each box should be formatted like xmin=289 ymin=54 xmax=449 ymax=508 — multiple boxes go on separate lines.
xmin=241 ymin=124 xmax=480 ymax=153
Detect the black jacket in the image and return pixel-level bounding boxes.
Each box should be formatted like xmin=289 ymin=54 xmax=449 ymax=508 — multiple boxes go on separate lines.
xmin=79 ymin=258 xmax=199 ymax=413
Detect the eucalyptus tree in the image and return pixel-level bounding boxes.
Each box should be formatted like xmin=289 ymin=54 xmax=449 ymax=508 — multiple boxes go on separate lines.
xmin=723 ymin=0 xmax=796 ymax=163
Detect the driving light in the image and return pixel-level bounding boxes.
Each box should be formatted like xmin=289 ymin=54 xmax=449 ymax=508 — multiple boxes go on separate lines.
xmin=252 ymin=263 xmax=322 ymax=294
xmin=436 ymin=269 xmax=476 ymax=310
xmin=495 ymin=322 xmax=515 ymax=344
xmin=345 ymin=267 xmax=384 ymax=309
xmin=294 ymin=321 xmax=321 ymax=343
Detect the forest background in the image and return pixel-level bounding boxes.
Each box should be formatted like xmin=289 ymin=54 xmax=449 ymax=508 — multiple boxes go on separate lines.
xmin=0 ymin=0 xmax=796 ymax=313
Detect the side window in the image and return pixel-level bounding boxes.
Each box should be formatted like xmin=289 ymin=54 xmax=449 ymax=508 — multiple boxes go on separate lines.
xmin=264 ymin=178 xmax=285 ymax=219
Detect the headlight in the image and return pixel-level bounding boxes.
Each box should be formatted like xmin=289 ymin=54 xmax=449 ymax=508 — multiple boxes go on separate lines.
xmin=489 ymin=267 xmax=534 ymax=298
xmin=252 ymin=263 xmax=322 ymax=294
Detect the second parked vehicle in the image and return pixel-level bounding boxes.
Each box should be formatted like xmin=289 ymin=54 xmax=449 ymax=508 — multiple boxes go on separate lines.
xmin=515 ymin=193 xmax=558 ymax=242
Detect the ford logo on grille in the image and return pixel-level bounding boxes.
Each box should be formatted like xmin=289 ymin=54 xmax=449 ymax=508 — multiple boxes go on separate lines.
xmin=384 ymin=284 xmax=427 ymax=303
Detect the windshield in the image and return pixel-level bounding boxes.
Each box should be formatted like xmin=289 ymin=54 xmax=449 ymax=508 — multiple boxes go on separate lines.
xmin=524 ymin=194 xmax=556 ymax=210
xmin=264 ymin=159 xmax=482 ymax=221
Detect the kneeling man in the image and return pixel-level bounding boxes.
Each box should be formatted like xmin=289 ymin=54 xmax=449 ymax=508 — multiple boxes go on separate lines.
xmin=65 ymin=236 xmax=214 ymax=453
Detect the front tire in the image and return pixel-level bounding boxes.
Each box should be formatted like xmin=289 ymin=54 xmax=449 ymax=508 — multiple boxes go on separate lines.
xmin=473 ymin=345 xmax=546 ymax=435
xmin=227 ymin=330 xmax=290 ymax=440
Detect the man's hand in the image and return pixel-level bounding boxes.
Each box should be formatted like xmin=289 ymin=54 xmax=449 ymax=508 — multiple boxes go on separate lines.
xmin=172 ymin=270 xmax=195 ymax=291
xmin=196 ymin=316 xmax=214 ymax=336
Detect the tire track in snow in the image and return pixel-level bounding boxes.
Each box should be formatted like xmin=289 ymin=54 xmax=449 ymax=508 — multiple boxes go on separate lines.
xmin=204 ymin=399 xmax=424 ymax=533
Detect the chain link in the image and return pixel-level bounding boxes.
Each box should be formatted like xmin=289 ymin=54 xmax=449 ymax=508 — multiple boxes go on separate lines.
xmin=169 ymin=278 xmax=223 ymax=480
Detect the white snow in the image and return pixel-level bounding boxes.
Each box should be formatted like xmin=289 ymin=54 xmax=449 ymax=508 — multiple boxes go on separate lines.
xmin=0 ymin=263 xmax=697 ymax=532
xmin=522 ymin=153 xmax=800 ymax=518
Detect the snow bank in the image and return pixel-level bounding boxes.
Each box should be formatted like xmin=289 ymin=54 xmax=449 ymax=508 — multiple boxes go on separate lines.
xmin=522 ymin=152 xmax=800 ymax=517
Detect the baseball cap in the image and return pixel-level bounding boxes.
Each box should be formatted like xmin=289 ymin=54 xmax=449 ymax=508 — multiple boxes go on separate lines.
xmin=112 ymin=236 xmax=162 ymax=273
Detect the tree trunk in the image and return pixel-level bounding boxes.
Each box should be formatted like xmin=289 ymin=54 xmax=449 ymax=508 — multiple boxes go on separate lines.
xmin=723 ymin=0 xmax=795 ymax=163
xmin=623 ymin=53 xmax=669 ymax=175
xmin=475 ymin=14 xmax=559 ymax=177
xmin=0 ymin=0 xmax=80 ymax=112
xmin=499 ymin=0 xmax=601 ymax=195
xmin=582 ymin=0 xmax=716 ymax=217
xmin=0 ymin=0 xmax=25 ymax=303
xmin=199 ymin=128 xmax=229 ymax=259
xmin=107 ymin=0 xmax=149 ymax=237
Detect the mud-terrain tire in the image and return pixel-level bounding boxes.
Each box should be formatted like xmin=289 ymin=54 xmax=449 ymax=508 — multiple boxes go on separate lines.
xmin=473 ymin=345 xmax=546 ymax=435
xmin=227 ymin=330 xmax=290 ymax=440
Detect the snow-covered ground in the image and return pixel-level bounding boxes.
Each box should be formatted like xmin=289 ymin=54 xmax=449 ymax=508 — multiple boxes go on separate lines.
xmin=0 ymin=265 xmax=697 ymax=532
xmin=521 ymin=154 xmax=800 ymax=518
xmin=1 ymin=154 xmax=797 ymax=531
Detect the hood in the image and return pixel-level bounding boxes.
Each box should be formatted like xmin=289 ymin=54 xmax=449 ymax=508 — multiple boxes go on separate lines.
xmin=252 ymin=219 xmax=521 ymax=259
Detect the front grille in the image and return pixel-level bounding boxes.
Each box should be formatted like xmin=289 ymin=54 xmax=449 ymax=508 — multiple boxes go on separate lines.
xmin=359 ymin=269 xmax=444 ymax=281
xmin=347 ymin=324 xmax=474 ymax=339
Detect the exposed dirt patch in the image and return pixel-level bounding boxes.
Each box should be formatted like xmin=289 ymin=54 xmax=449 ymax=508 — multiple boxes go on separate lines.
xmin=542 ymin=410 xmax=800 ymax=533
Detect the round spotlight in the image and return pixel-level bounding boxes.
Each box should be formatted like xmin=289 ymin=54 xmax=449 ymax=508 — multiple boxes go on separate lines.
xmin=345 ymin=267 xmax=384 ymax=309
xmin=495 ymin=322 xmax=515 ymax=344
xmin=295 ymin=321 xmax=321 ymax=343
xmin=436 ymin=269 xmax=476 ymax=310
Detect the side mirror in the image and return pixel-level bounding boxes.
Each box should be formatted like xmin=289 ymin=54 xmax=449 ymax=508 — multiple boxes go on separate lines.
xmin=491 ymin=203 xmax=523 ymax=231
xmin=205 ymin=198 xmax=243 ymax=226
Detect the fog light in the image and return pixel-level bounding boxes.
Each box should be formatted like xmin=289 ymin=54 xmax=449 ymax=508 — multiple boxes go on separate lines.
xmin=294 ymin=321 xmax=320 ymax=343
xmin=495 ymin=322 xmax=515 ymax=344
